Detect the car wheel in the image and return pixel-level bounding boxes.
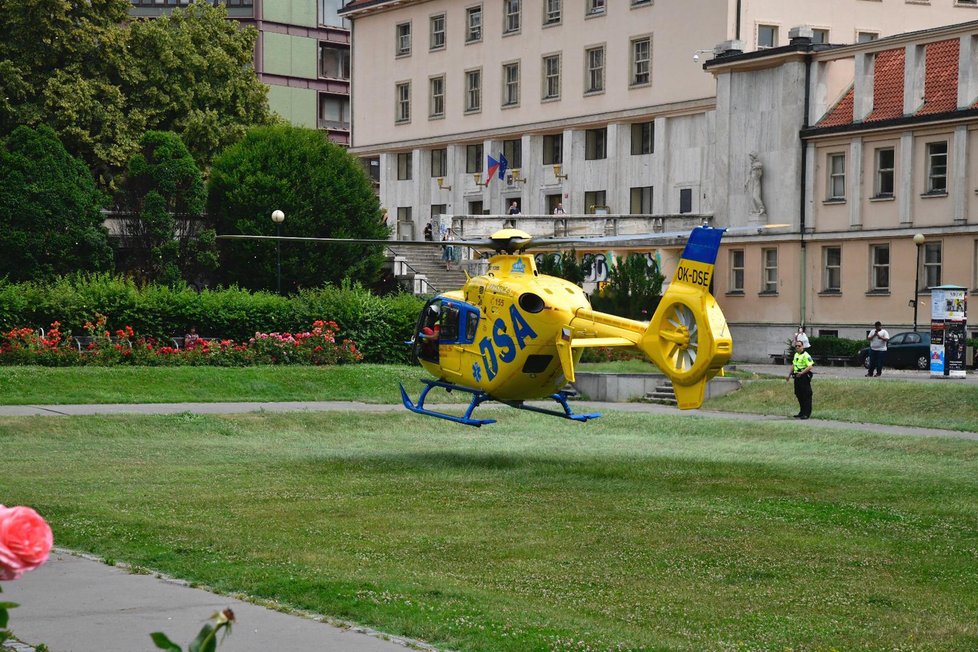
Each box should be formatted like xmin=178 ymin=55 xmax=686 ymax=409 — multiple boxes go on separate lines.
xmin=916 ymin=355 xmax=928 ymax=371
xmin=862 ymin=356 xmax=871 ymax=370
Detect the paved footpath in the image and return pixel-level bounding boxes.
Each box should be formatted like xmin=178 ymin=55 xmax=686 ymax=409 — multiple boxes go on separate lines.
xmin=1 ymin=371 xmax=975 ymax=651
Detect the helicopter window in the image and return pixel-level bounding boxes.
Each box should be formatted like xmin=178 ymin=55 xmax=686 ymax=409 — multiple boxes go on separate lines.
xmin=518 ymin=292 xmax=546 ymax=313
xmin=522 ymin=354 xmax=553 ymax=374
xmin=465 ymin=311 xmax=480 ymax=342
xmin=440 ymin=303 xmax=460 ymax=342
xmin=415 ymin=299 xmax=443 ymax=362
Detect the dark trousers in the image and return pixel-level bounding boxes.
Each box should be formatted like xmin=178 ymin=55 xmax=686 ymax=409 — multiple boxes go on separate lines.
xmin=868 ymin=349 xmax=886 ymax=375
xmin=793 ymin=373 xmax=812 ymax=417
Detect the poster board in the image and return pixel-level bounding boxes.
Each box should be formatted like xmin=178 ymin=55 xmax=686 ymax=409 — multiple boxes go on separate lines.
xmin=930 ymin=286 xmax=968 ymax=378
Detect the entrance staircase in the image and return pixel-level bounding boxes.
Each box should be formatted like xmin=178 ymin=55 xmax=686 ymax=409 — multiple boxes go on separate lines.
xmin=643 ymin=379 xmax=678 ymax=406
xmin=387 ymin=245 xmax=468 ymax=295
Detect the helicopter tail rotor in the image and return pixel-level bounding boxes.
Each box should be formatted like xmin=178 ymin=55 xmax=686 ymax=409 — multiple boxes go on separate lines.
xmin=640 ymin=227 xmax=732 ymax=409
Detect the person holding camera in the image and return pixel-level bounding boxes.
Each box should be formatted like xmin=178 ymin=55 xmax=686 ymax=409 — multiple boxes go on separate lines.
xmin=866 ymin=321 xmax=890 ymax=377
xmin=792 ymin=325 xmax=810 ymax=350
xmin=786 ymin=341 xmax=814 ymax=419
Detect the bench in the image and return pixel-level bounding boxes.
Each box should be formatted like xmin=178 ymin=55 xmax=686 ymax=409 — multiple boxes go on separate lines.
xmin=769 ymin=353 xmax=788 ymax=365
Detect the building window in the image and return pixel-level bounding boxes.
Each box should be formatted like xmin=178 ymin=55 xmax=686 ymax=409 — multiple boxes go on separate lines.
xmin=543 ymin=134 xmax=562 ymax=165
xmin=544 ymin=0 xmax=561 ymax=24
xmin=502 ymin=61 xmax=520 ymax=107
xmin=466 ymin=144 xmax=483 ymax=173
xmin=395 ymin=82 xmax=411 ymax=123
xmin=827 ymin=153 xmax=845 ymax=200
xmin=923 ymin=241 xmax=942 ymax=288
xmin=503 ymin=139 xmax=522 ymax=169
xmin=431 ymin=204 xmax=447 ymax=219
xmin=584 ymin=190 xmax=607 ymax=213
xmin=761 ymin=248 xmax=778 ymax=293
xmin=679 ymin=188 xmax=692 ymax=213
xmin=466 ymin=6 xmax=482 ymax=43
xmin=542 ymin=54 xmax=561 ymax=100
xmin=429 ymin=76 xmax=445 ymax=119
xmin=318 ymin=94 xmax=349 ymax=130
xmin=870 ymin=244 xmax=889 ymax=291
xmin=857 ymin=31 xmax=879 ymax=43
xmin=729 ymin=249 xmax=745 ymax=292
xmin=630 ymin=36 xmax=651 ymax=86
xmin=823 ymin=246 xmax=841 ymax=292
xmin=757 ymin=24 xmax=778 ymax=48
xmin=629 ymin=186 xmax=652 ymax=214
xmin=812 ymin=28 xmax=829 ymax=44
xmin=397 ymin=207 xmax=412 ymax=224
xmin=319 ymin=44 xmax=350 ymax=79
xmin=430 ymin=14 xmax=446 ymax=50
xmin=396 ymin=153 xmax=412 ymax=180
xmin=631 ymin=121 xmax=654 ymax=155
xmin=465 ymin=69 xmax=481 ymax=113
xmin=430 ymin=148 xmax=447 ymax=177
xmin=586 ymin=0 xmax=605 ymax=15
xmin=585 ymin=128 xmax=607 ymax=160
xmin=504 ymin=0 xmax=521 ymax=34
xmin=396 ymin=22 xmax=411 ymax=56
xmin=631 ymin=0 xmax=652 ymax=5
xmin=585 ymin=46 xmax=605 ymax=93
xmin=926 ymin=141 xmax=948 ymax=193
xmin=874 ymin=147 xmax=894 ymax=197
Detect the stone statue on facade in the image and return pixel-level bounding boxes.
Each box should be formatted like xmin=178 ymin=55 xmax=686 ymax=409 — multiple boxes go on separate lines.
xmin=745 ymin=152 xmax=766 ymax=216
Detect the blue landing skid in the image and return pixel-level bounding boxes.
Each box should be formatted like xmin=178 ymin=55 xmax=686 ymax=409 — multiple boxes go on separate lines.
xmin=399 ymin=379 xmax=602 ymax=427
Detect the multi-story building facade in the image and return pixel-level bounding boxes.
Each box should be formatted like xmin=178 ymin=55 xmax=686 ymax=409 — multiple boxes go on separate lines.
xmin=706 ymin=20 xmax=978 ymax=359
xmin=339 ymin=0 xmax=977 ymax=359
xmin=131 ymin=0 xmax=352 ymax=143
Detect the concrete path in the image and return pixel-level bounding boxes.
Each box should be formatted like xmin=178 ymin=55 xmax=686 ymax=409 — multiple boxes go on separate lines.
xmin=1 ymin=369 xmax=975 ymax=652
xmin=1 ymin=552 xmax=420 ymax=652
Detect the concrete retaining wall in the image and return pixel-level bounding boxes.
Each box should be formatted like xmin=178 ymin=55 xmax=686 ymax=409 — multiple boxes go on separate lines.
xmin=573 ymin=372 xmax=741 ymax=403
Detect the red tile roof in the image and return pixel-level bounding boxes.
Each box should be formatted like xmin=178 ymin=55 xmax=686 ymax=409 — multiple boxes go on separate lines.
xmin=919 ymin=39 xmax=959 ymax=115
xmin=816 ymin=38 xmax=963 ymax=128
xmin=865 ymin=49 xmax=905 ymax=122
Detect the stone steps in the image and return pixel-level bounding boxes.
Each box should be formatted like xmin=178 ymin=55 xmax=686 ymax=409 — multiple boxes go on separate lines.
xmin=643 ymin=379 xmax=678 ymax=406
xmin=388 ymin=245 xmax=467 ymax=294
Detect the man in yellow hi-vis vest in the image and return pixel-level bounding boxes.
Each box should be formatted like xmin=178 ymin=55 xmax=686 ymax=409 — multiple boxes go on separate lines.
xmin=786 ymin=341 xmax=814 ymax=419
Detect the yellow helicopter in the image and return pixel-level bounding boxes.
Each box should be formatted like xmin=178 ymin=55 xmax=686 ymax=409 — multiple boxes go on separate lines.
xmin=220 ymin=223 xmax=775 ymax=426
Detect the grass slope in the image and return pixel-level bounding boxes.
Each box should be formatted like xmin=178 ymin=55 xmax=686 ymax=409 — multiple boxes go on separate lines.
xmin=2 ymin=410 xmax=978 ymax=650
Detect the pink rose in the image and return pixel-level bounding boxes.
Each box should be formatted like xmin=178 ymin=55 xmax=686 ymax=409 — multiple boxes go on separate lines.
xmin=0 ymin=505 xmax=53 ymax=581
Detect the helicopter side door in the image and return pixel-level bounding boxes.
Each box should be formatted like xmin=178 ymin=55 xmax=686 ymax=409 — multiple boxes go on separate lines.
xmin=436 ymin=300 xmax=480 ymax=378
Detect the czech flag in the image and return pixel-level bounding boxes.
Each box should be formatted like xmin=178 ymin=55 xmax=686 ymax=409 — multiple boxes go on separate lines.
xmin=487 ymin=154 xmax=500 ymax=183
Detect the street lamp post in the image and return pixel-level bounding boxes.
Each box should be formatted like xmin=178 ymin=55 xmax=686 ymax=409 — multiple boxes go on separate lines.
xmin=271 ymin=210 xmax=285 ymax=295
xmin=912 ymin=233 xmax=925 ymax=332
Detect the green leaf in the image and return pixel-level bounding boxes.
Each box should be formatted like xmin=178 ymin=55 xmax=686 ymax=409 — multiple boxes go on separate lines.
xmin=150 ymin=631 xmax=182 ymax=651
xmin=187 ymin=622 xmax=216 ymax=652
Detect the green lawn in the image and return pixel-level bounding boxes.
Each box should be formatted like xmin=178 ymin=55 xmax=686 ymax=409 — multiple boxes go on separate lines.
xmin=2 ymin=410 xmax=977 ymax=650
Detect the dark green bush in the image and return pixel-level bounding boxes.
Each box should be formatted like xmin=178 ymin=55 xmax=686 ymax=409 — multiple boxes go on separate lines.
xmin=807 ymin=335 xmax=864 ymax=358
xmin=0 ymin=275 xmax=423 ymax=364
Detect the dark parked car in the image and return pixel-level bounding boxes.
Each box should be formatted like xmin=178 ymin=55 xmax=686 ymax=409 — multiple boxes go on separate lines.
xmin=858 ymin=331 xmax=931 ymax=370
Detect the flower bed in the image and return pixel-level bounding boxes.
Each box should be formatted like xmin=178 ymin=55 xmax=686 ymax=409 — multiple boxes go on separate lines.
xmin=0 ymin=316 xmax=363 ymax=366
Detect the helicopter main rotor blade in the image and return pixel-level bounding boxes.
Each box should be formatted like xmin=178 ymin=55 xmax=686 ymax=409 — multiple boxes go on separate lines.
xmin=520 ymin=223 xmax=790 ymax=250
xmin=217 ymin=234 xmax=497 ymax=249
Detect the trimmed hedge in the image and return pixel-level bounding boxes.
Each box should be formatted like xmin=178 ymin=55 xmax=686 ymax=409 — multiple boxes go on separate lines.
xmin=0 ymin=275 xmax=424 ymax=364
xmin=807 ymin=335 xmax=864 ymax=359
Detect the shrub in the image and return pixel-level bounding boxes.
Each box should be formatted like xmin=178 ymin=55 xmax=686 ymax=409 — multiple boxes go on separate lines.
xmin=0 ymin=276 xmax=424 ymax=364
xmin=807 ymin=335 xmax=864 ymax=358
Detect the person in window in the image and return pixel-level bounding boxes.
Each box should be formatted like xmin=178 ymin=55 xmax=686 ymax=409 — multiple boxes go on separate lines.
xmin=508 ymin=201 xmax=520 ymax=215
xmin=553 ymin=202 xmax=565 ymax=214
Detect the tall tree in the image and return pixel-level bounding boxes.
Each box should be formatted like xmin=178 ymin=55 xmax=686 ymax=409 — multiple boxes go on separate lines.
xmin=0 ymin=0 xmax=272 ymax=183
xmin=126 ymin=2 xmax=274 ymax=168
xmin=0 ymin=0 xmax=140 ymax=181
xmin=118 ymin=131 xmax=216 ymax=286
xmin=208 ymin=125 xmax=388 ymax=292
xmin=0 ymin=126 xmax=113 ymax=281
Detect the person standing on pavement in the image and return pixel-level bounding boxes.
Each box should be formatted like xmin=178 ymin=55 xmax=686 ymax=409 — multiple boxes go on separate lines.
xmin=786 ymin=341 xmax=814 ymax=419
xmin=866 ymin=321 xmax=890 ymax=377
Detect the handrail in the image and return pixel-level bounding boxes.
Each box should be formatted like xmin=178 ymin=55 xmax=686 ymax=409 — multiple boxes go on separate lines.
xmin=384 ymin=245 xmax=440 ymax=295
